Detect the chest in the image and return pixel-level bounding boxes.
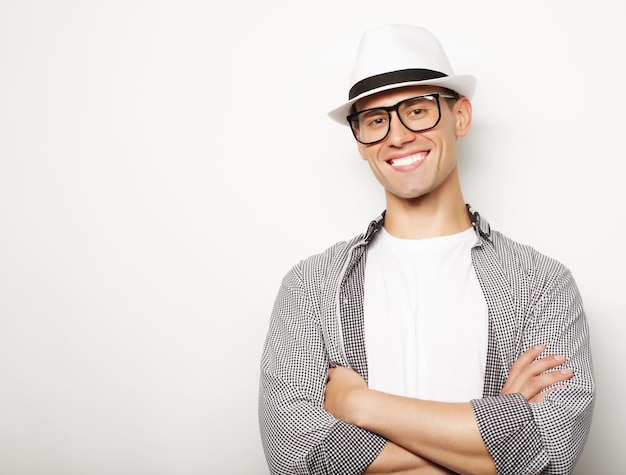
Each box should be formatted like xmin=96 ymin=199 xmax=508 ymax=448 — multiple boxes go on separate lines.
xmin=362 ymin=230 xmax=489 ymax=400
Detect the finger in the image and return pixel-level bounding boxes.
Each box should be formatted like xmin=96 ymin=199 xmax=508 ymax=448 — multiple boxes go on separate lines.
xmin=534 ymin=367 xmax=574 ymax=389
xmin=510 ymin=345 xmax=546 ymax=374
xmin=521 ymin=368 xmax=573 ymax=401
xmin=528 ymin=355 xmax=568 ymax=376
xmin=511 ymin=352 xmax=567 ymax=382
xmin=503 ymin=346 xmax=547 ymax=395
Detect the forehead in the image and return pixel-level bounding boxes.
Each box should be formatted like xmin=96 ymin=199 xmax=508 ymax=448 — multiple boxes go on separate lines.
xmin=355 ymin=85 xmax=447 ymax=110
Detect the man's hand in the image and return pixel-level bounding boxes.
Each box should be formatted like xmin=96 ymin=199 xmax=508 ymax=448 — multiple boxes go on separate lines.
xmin=500 ymin=345 xmax=574 ymax=402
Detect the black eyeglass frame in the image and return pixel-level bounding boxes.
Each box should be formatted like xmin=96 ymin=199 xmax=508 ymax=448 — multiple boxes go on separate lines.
xmin=346 ymin=92 xmax=459 ymax=145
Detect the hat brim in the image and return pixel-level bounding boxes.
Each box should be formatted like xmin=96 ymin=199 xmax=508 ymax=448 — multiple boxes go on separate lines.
xmin=327 ymin=74 xmax=476 ymax=124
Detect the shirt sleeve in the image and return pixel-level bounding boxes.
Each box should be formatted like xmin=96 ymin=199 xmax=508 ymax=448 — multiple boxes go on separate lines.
xmin=259 ymin=264 xmax=387 ymax=474
xmin=471 ymin=263 xmax=595 ymax=475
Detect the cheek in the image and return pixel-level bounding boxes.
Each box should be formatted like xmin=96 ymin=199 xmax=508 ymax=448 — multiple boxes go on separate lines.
xmin=357 ymin=143 xmax=381 ymax=162
xmin=357 ymin=144 xmax=369 ymax=161
xmin=432 ymin=127 xmax=458 ymax=154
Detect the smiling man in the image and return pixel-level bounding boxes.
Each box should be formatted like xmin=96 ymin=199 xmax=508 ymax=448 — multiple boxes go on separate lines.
xmin=259 ymin=24 xmax=594 ymax=475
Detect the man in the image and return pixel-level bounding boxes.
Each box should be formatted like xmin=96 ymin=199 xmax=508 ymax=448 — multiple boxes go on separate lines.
xmin=258 ymin=24 xmax=594 ymax=475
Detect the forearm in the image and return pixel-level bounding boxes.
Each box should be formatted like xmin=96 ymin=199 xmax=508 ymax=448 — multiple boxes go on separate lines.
xmin=350 ymin=389 xmax=495 ymax=475
xmin=365 ymin=441 xmax=457 ymax=475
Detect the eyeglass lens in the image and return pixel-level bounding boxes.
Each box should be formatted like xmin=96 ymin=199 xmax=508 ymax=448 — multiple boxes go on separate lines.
xmin=350 ymin=95 xmax=442 ymax=144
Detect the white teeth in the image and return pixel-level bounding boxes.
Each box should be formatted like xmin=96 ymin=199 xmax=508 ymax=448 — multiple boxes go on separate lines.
xmin=390 ymin=153 xmax=426 ymax=167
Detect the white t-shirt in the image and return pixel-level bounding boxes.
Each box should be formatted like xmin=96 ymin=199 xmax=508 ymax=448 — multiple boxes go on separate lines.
xmin=363 ymin=226 xmax=488 ymax=402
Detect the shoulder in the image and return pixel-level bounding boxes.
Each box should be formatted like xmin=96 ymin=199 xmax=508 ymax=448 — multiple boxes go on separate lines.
xmin=290 ymin=233 xmax=366 ymax=280
xmin=483 ymin=229 xmax=576 ymax=290
xmin=488 ymin=230 xmax=565 ymax=268
xmin=274 ymin=233 xmax=366 ymax=313
xmin=286 ymin=213 xmax=383 ymax=282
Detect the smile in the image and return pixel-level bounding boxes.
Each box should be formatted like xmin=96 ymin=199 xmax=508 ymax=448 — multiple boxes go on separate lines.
xmin=388 ymin=152 xmax=428 ymax=168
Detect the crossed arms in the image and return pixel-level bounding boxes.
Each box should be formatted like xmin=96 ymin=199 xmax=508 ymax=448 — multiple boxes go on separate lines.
xmin=324 ymin=345 xmax=573 ymax=475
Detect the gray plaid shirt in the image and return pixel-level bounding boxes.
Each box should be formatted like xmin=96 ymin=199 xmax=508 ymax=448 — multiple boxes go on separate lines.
xmin=259 ymin=207 xmax=595 ymax=474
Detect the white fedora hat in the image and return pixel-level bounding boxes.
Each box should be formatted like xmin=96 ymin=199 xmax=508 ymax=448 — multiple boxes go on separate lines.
xmin=328 ymin=24 xmax=476 ymax=124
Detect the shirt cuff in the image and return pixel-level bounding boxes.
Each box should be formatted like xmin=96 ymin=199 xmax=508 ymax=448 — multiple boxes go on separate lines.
xmin=305 ymin=420 xmax=386 ymax=474
xmin=471 ymin=393 xmax=550 ymax=474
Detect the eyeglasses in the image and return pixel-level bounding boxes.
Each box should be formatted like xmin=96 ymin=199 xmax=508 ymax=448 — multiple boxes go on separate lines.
xmin=346 ymin=92 xmax=458 ymax=145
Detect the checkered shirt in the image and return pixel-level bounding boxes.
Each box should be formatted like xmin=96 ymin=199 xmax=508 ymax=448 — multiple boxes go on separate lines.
xmin=259 ymin=207 xmax=595 ymax=474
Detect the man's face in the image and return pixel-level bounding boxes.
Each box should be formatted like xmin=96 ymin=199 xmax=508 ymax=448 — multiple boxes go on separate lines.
xmin=354 ymin=86 xmax=471 ymax=205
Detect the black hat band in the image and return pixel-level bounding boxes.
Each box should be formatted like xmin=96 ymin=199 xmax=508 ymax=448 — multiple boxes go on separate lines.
xmin=348 ymin=68 xmax=448 ymax=100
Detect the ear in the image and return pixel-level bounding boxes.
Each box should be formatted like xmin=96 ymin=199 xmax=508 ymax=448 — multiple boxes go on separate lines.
xmin=455 ymin=97 xmax=472 ymax=138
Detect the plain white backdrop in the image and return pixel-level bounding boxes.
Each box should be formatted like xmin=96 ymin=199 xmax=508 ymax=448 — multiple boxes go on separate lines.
xmin=0 ymin=1 xmax=623 ymax=473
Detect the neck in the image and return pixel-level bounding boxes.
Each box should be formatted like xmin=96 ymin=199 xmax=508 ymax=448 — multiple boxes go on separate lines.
xmin=383 ymin=175 xmax=471 ymax=239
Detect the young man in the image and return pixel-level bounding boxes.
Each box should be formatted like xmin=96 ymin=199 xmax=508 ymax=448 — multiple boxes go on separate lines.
xmin=258 ymin=24 xmax=594 ymax=475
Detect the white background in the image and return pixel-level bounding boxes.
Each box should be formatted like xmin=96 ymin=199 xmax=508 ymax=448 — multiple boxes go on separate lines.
xmin=0 ymin=1 xmax=623 ymax=473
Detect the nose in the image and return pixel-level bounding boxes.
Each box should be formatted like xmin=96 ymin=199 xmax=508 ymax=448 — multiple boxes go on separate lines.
xmin=385 ymin=112 xmax=415 ymax=147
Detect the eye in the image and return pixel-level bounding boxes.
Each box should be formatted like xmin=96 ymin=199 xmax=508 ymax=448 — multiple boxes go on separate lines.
xmin=407 ymin=107 xmax=425 ymax=118
xmin=401 ymin=97 xmax=436 ymax=120
xmin=359 ymin=110 xmax=388 ymax=128
xmin=369 ymin=116 xmax=387 ymax=126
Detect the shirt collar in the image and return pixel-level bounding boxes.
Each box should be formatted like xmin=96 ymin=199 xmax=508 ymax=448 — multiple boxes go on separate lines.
xmin=363 ymin=204 xmax=492 ymax=243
